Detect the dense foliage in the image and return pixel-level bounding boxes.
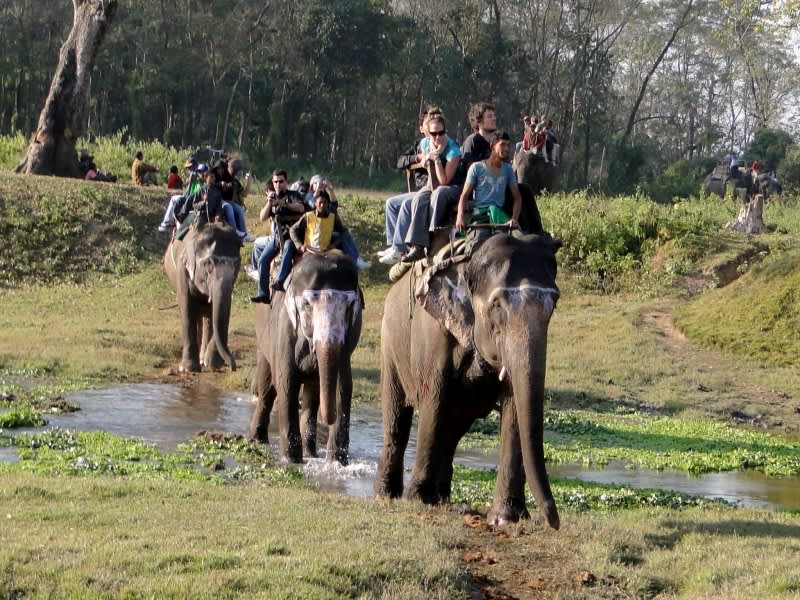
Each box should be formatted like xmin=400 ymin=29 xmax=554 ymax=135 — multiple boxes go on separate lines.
xmin=1 ymin=0 xmax=799 ymax=193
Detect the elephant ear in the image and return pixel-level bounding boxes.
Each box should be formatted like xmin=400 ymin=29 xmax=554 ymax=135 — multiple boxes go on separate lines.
xmin=417 ymin=259 xmax=474 ymax=349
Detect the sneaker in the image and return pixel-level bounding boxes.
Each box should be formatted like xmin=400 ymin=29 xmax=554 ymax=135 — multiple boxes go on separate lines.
xmin=355 ymin=257 xmax=372 ymax=270
xmin=158 ymin=224 xmax=170 ymax=232
xmin=376 ymin=247 xmax=392 ymax=258
xmin=242 ymin=234 xmax=255 ymax=243
xmin=401 ymin=245 xmax=426 ymax=263
xmin=379 ymin=247 xmax=404 ymax=265
xmin=244 ymin=265 xmax=259 ymax=282
xmin=271 ymin=280 xmax=285 ymax=293
xmin=250 ymin=294 xmax=270 ymax=304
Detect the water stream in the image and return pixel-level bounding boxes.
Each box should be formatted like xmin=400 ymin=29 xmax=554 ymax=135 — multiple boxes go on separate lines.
xmin=2 ymin=382 xmax=799 ymax=511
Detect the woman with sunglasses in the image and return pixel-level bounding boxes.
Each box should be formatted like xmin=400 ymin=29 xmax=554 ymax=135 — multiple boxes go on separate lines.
xmin=402 ymin=114 xmax=462 ymax=263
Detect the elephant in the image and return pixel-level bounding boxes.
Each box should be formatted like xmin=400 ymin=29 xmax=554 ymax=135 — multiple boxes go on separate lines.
xmin=374 ymin=232 xmax=562 ymax=530
xmin=248 ymin=250 xmax=362 ymax=465
xmin=513 ymin=150 xmax=557 ymax=197
xmin=164 ymin=222 xmax=242 ymax=372
xmin=704 ymin=165 xmax=755 ymax=202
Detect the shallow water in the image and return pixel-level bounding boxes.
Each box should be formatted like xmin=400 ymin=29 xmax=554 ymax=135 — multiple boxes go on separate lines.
xmin=3 ymin=382 xmax=800 ymax=511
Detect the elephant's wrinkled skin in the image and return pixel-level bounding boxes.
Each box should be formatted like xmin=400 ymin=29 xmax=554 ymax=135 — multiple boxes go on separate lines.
xmin=248 ymin=251 xmax=362 ymax=464
xmin=164 ymin=222 xmax=242 ymax=372
xmin=375 ymin=233 xmax=562 ymax=529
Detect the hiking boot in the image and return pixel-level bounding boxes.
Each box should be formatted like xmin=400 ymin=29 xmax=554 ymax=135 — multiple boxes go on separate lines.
xmin=379 ymin=247 xmax=403 ymax=265
xmin=355 ymin=257 xmax=372 ymax=270
xmin=251 ymin=294 xmax=271 ymax=304
xmin=401 ymin=245 xmax=426 ymax=263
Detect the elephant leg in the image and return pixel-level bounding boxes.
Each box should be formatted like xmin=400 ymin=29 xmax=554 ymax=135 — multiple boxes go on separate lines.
xmin=248 ymin=352 xmax=275 ymax=443
xmin=301 ymin=382 xmax=319 ymax=458
xmin=328 ymin=359 xmax=352 ymax=465
xmin=178 ymin=285 xmax=201 ymax=373
xmin=277 ymin=374 xmax=303 ymax=463
xmin=202 ymin=315 xmax=226 ymax=370
xmin=488 ymin=396 xmax=530 ymax=525
xmin=405 ymin=396 xmax=450 ymax=504
xmin=433 ymin=412 xmax=474 ymax=503
xmin=375 ymin=362 xmax=412 ymax=498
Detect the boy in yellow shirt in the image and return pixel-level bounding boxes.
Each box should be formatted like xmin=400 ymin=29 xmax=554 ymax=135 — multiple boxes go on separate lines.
xmin=271 ymin=190 xmax=349 ymax=293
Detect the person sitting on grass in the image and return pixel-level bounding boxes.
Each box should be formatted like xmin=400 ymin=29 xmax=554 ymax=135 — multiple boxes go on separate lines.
xmin=270 ymin=190 xmax=349 ymax=294
xmin=455 ymin=131 xmax=521 ymax=235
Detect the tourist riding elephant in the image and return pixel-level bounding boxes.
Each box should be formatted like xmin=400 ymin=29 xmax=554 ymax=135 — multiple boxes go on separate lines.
xmin=374 ymin=232 xmax=562 ymax=530
xmin=248 ymin=251 xmax=362 ymax=465
xmin=164 ymin=222 xmax=242 ymax=372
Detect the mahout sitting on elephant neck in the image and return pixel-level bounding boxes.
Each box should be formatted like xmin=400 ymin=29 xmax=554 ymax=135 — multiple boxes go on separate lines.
xmin=375 ymin=231 xmax=562 ymax=529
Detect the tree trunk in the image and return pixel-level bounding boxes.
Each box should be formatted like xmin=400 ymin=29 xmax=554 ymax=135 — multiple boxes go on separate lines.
xmin=726 ymin=195 xmax=764 ymax=234
xmin=15 ymin=0 xmax=118 ymax=176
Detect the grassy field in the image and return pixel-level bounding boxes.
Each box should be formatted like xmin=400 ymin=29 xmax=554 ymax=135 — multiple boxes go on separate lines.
xmin=2 ymin=171 xmax=800 ymax=598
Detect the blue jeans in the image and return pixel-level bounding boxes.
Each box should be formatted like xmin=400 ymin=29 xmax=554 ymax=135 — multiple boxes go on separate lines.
xmin=253 ymin=234 xmax=281 ymax=297
xmin=275 ymin=240 xmax=295 ymax=284
xmin=335 ymin=231 xmax=360 ymax=261
xmin=222 ymin=202 xmax=248 ymax=233
xmin=405 ymin=185 xmax=460 ymax=247
xmin=385 ymin=192 xmax=414 ymax=251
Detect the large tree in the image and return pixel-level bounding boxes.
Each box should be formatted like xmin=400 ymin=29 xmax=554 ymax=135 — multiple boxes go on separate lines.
xmin=15 ymin=0 xmax=117 ymax=176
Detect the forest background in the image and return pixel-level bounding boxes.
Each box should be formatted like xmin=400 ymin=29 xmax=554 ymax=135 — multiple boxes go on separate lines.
xmin=1 ymin=0 xmax=800 ymax=196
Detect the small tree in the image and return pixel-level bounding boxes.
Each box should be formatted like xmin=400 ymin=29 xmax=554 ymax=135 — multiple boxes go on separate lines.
xmin=15 ymin=0 xmax=118 ymax=176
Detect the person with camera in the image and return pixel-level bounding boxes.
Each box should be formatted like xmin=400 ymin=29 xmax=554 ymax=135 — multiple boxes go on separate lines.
xmin=249 ymin=169 xmax=307 ymax=304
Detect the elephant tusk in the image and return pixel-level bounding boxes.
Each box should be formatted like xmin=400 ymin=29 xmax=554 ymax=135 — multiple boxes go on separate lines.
xmin=499 ymin=366 xmax=508 ymax=381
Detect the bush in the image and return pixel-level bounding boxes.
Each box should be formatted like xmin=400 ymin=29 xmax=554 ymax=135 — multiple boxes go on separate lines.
xmin=647 ymin=157 xmax=717 ymax=203
xmin=538 ymin=190 xmax=734 ymax=292
xmin=778 ymin=146 xmax=800 ymax=193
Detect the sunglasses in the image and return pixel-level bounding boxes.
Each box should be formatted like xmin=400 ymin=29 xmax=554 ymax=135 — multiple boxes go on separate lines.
xmin=429 ymin=130 xmax=446 ymax=137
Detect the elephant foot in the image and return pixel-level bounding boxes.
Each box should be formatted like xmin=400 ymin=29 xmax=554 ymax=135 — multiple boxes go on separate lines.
xmin=374 ymin=466 xmax=403 ymax=499
xmin=487 ymin=500 xmax=530 ymax=526
xmin=330 ymin=448 xmax=348 ymax=466
xmin=179 ymin=360 xmax=201 ymax=373
xmin=404 ymin=480 xmax=441 ymax=505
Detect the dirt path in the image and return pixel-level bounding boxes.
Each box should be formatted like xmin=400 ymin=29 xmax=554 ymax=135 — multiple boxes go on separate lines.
xmin=640 ymin=304 xmax=800 ymax=432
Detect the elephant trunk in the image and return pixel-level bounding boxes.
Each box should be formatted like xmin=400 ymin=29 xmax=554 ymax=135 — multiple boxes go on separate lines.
xmin=316 ymin=341 xmax=341 ymax=426
xmin=210 ymin=272 xmax=237 ymax=371
xmin=504 ymin=316 xmax=560 ymax=530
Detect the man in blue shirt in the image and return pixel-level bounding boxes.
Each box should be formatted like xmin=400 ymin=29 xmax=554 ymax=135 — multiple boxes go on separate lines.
xmin=455 ymin=131 xmax=521 ymax=233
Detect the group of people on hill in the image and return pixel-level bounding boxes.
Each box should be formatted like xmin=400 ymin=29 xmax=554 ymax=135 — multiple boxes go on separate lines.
xmin=77 ymin=148 xmax=116 ymax=182
xmin=378 ymin=102 xmax=547 ymax=266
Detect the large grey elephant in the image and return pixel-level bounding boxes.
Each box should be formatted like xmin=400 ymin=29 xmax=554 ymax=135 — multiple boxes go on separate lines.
xmin=513 ymin=151 xmax=557 ymax=197
xmin=164 ymin=222 xmax=242 ymax=372
xmin=374 ymin=232 xmax=562 ymax=530
xmin=248 ymin=251 xmax=362 ymax=464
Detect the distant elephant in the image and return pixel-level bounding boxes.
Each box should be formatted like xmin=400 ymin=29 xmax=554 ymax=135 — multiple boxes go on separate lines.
xmin=754 ymin=172 xmax=782 ymax=198
xmin=704 ymin=165 xmax=754 ymax=201
xmin=248 ymin=251 xmax=362 ymax=465
xmin=513 ymin=151 xmax=557 ymax=197
xmin=374 ymin=232 xmax=562 ymax=530
xmin=164 ymin=222 xmax=242 ymax=372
